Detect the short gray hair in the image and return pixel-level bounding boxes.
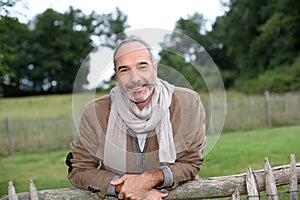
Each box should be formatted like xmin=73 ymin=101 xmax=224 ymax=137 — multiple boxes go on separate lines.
xmin=113 ymin=37 xmax=155 ymax=69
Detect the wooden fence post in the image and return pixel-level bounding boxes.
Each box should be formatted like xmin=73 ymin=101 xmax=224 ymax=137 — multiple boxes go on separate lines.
xmin=290 ymin=154 xmax=298 ymax=200
xmin=264 ymin=158 xmax=278 ymax=200
xmin=8 ymin=181 xmax=18 ymax=200
xmin=2 ymin=157 xmax=300 ymax=200
xmin=231 ymin=188 xmax=240 ymax=200
xmin=264 ymin=91 xmax=272 ymax=127
xmin=5 ymin=118 xmax=14 ymax=155
xmin=246 ymin=166 xmax=259 ymax=200
xmin=29 ymin=180 xmax=38 ymax=200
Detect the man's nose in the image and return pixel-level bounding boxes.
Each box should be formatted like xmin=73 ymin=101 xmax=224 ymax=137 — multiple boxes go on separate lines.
xmin=129 ymin=68 xmax=140 ymax=83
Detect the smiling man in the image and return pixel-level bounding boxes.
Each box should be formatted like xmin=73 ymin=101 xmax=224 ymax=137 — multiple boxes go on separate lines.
xmin=114 ymin=40 xmax=157 ymax=108
xmin=66 ymin=38 xmax=207 ymax=200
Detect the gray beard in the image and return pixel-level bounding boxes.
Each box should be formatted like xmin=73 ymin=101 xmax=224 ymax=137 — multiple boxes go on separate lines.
xmin=128 ymin=85 xmax=155 ymax=103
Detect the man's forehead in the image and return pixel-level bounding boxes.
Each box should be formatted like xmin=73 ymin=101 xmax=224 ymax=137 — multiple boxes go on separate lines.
xmin=115 ymin=41 xmax=150 ymax=58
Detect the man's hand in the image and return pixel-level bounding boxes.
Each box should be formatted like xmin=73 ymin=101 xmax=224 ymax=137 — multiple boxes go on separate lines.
xmin=111 ymin=169 xmax=164 ymax=200
xmin=143 ymin=189 xmax=168 ymax=200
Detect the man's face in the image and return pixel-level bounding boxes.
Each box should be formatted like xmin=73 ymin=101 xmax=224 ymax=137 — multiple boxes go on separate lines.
xmin=114 ymin=42 xmax=157 ymax=103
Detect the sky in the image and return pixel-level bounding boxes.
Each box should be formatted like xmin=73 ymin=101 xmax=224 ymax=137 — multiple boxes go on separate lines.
xmin=15 ymin=0 xmax=227 ymax=31
xmin=12 ymin=0 xmax=228 ymax=88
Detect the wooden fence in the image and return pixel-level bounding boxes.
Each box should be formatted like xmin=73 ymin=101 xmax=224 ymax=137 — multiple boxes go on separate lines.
xmin=218 ymin=91 xmax=300 ymax=132
xmin=1 ymin=154 xmax=299 ymax=200
xmin=0 ymin=115 xmax=77 ymax=156
xmin=1 ymin=91 xmax=300 ymax=156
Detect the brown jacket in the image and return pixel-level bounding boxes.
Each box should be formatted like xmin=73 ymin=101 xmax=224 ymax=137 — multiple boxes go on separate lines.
xmin=67 ymin=87 xmax=206 ymax=198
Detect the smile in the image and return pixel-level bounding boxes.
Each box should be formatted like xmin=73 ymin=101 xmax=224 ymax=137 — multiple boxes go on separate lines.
xmin=129 ymin=85 xmax=146 ymax=94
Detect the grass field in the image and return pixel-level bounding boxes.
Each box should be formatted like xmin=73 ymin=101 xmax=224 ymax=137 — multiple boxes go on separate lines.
xmin=0 ymin=92 xmax=299 ymax=197
xmin=201 ymin=124 xmax=300 ymax=177
xmin=1 ymin=124 xmax=299 ymax=196
xmin=1 ymin=91 xmax=299 ymax=133
xmin=0 ymin=94 xmax=73 ymax=119
xmin=0 ymin=91 xmax=234 ymax=119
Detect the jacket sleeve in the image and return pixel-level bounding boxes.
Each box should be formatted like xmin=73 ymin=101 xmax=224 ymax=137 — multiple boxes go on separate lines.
xmin=168 ymin=91 xmax=207 ymax=188
xmin=67 ymin=140 xmax=115 ymax=198
xmin=66 ymin=99 xmax=116 ymax=198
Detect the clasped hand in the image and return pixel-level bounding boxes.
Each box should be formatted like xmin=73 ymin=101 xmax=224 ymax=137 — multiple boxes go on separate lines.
xmin=111 ymin=173 xmax=168 ymax=200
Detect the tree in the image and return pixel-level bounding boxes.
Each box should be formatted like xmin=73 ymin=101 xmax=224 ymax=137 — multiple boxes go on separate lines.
xmin=0 ymin=0 xmax=22 ymax=92
xmin=209 ymin=0 xmax=300 ymax=92
xmin=1 ymin=7 xmax=129 ymax=96
xmin=212 ymin=0 xmax=270 ymax=79
xmin=25 ymin=8 xmax=95 ymax=93
xmin=0 ymin=0 xmax=19 ymax=17
xmin=0 ymin=16 xmax=30 ymax=96
xmin=159 ymin=13 xmax=225 ymax=90
xmin=249 ymin=0 xmax=300 ymax=69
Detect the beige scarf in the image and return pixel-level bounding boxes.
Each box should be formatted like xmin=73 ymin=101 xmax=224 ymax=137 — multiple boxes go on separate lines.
xmin=103 ymin=78 xmax=176 ymax=174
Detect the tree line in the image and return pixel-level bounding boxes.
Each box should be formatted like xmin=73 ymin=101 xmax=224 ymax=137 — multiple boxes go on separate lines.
xmin=0 ymin=0 xmax=128 ymax=97
xmin=1 ymin=0 xmax=299 ymax=97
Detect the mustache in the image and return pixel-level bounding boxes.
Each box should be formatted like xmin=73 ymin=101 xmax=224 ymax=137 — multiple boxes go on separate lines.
xmin=127 ymin=81 xmax=155 ymax=89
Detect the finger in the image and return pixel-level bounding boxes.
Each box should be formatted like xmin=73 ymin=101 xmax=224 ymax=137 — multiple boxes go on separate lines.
xmin=118 ymin=192 xmax=124 ymax=200
xmin=118 ymin=190 xmax=132 ymax=200
xmin=111 ymin=176 xmax=127 ymax=185
xmin=118 ymin=189 xmax=125 ymax=199
xmin=161 ymin=192 xmax=168 ymax=198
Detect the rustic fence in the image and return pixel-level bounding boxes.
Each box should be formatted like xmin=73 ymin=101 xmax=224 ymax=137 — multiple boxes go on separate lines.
xmin=217 ymin=91 xmax=300 ymax=132
xmin=1 ymin=91 xmax=300 ymax=156
xmin=0 ymin=115 xmax=77 ymax=156
xmin=1 ymin=154 xmax=299 ymax=200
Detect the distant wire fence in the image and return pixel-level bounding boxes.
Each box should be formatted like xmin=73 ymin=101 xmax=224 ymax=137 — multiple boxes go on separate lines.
xmin=0 ymin=91 xmax=300 ymax=156
xmin=205 ymin=91 xmax=300 ymax=133
xmin=0 ymin=115 xmax=77 ymax=156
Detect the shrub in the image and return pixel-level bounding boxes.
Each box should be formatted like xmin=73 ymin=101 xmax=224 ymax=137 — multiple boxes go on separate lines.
xmin=235 ymin=56 xmax=300 ymax=93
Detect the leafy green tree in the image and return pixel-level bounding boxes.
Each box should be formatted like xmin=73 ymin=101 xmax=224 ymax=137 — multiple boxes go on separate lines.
xmin=249 ymin=0 xmax=300 ymax=70
xmin=212 ymin=0 xmax=270 ymax=79
xmin=0 ymin=0 xmax=21 ymax=91
xmin=210 ymin=0 xmax=300 ymax=92
xmin=25 ymin=8 xmax=95 ymax=93
xmin=0 ymin=0 xmax=19 ymax=17
xmin=0 ymin=16 xmax=30 ymax=96
xmin=1 ymin=6 xmax=129 ymax=96
xmin=245 ymin=56 xmax=300 ymax=93
xmin=159 ymin=13 xmax=226 ymax=90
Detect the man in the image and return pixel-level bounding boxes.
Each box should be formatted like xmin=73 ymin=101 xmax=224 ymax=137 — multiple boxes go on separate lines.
xmin=66 ymin=38 xmax=207 ymax=200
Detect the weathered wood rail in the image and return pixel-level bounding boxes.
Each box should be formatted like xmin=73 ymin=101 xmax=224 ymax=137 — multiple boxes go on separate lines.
xmin=1 ymin=154 xmax=299 ymax=200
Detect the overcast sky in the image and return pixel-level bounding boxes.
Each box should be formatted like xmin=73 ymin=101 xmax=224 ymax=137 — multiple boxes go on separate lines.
xmin=14 ymin=0 xmax=227 ymax=31
xmin=11 ymin=0 xmax=228 ymax=88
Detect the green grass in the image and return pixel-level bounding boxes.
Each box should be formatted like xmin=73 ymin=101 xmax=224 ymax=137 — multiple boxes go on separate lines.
xmin=0 ymin=149 xmax=73 ymax=196
xmin=1 ymin=91 xmax=299 ymax=132
xmin=1 ymin=125 xmax=299 ymax=196
xmin=201 ymin=125 xmax=300 ymax=177
xmin=0 ymin=94 xmax=73 ymax=119
xmin=0 ymin=92 xmax=111 ymax=120
xmin=0 ymin=92 xmax=299 ymax=197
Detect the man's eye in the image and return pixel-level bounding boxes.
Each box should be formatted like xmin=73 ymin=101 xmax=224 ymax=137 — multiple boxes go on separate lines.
xmin=138 ymin=65 xmax=148 ymax=70
xmin=119 ymin=68 xmax=129 ymax=73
